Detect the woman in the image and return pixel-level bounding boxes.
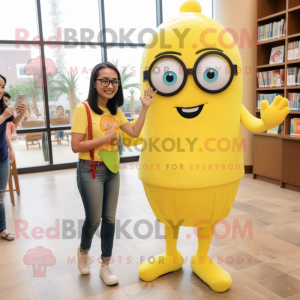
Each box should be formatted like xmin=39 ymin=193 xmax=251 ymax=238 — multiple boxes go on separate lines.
xmin=54 ymin=105 xmax=65 ymax=140
xmin=71 ymin=62 xmax=155 ymax=285
xmin=3 ymin=92 xmax=17 ymax=140
xmin=0 ymin=75 xmax=27 ymax=241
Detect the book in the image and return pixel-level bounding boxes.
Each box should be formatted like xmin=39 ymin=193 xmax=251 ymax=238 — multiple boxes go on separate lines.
xmin=287 ymin=67 xmax=300 ymax=86
xmin=270 ymin=46 xmax=284 ymax=64
xmin=267 ymin=125 xmax=279 ymax=134
xmin=257 ymin=19 xmax=286 ymax=42
xmin=288 ymin=40 xmax=300 ymax=61
xmin=257 ymin=69 xmax=284 ymax=88
xmin=293 ymin=118 xmax=300 ymax=136
xmin=257 ymin=93 xmax=284 ymax=109
xmin=288 ymin=93 xmax=300 ymax=111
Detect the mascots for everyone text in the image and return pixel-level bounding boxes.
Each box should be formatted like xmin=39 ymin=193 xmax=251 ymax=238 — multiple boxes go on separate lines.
xmin=122 ymin=0 xmax=290 ymax=292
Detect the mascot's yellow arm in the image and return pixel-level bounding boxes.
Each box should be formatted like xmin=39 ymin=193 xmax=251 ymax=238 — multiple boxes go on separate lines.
xmin=240 ymin=96 xmax=290 ymax=133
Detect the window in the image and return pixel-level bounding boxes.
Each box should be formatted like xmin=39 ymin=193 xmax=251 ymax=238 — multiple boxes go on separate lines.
xmin=40 ymin=0 xmax=100 ymax=43
xmin=104 ymin=0 xmax=157 ymax=43
xmin=0 ymin=0 xmax=39 ymax=41
xmin=0 ymin=0 xmax=214 ymax=172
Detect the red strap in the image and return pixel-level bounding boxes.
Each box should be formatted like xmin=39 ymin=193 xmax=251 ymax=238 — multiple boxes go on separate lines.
xmin=82 ymin=102 xmax=95 ymax=179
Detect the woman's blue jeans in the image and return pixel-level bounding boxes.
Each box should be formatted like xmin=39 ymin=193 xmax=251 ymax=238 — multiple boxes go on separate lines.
xmin=0 ymin=158 xmax=10 ymax=233
xmin=77 ymin=159 xmax=120 ymax=261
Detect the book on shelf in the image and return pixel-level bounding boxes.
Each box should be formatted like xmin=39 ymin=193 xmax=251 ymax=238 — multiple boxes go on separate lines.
xmin=288 ymin=93 xmax=300 ymax=111
xmin=288 ymin=41 xmax=300 ymax=61
xmin=287 ymin=67 xmax=300 ymax=86
xmin=257 ymin=19 xmax=286 ymax=42
xmin=290 ymin=118 xmax=300 ymax=136
xmin=279 ymin=123 xmax=284 ymax=134
xmin=257 ymin=69 xmax=285 ymax=88
xmin=267 ymin=125 xmax=279 ymax=134
xmin=270 ymin=46 xmax=284 ymax=64
xmin=257 ymin=93 xmax=284 ymax=109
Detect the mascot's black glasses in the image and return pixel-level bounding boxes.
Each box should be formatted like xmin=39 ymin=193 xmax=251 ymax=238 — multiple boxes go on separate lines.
xmin=143 ymin=51 xmax=238 ymax=96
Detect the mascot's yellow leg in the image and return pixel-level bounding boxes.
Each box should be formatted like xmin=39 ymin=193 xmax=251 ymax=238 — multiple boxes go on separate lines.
xmin=191 ymin=225 xmax=232 ymax=292
xmin=138 ymin=225 xmax=183 ymax=281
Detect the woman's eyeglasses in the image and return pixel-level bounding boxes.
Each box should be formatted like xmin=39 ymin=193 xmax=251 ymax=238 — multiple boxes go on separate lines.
xmin=96 ymin=79 xmax=121 ymax=87
xmin=143 ymin=51 xmax=238 ymax=96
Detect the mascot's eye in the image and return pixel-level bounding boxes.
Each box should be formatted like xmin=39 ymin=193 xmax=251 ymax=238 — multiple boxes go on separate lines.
xmin=195 ymin=55 xmax=231 ymax=91
xmin=204 ymin=68 xmax=218 ymax=83
xmin=151 ymin=58 xmax=185 ymax=94
xmin=163 ymin=71 xmax=177 ymax=85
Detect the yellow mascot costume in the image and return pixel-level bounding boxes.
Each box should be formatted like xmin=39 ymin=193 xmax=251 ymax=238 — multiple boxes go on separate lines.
xmin=122 ymin=0 xmax=290 ymax=292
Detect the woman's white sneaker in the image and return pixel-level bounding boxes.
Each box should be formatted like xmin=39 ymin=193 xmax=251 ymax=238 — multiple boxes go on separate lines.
xmin=77 ymin=246 xmax=91 ymax=275
xmin=100 ymin=264 xmax=119 ymax=285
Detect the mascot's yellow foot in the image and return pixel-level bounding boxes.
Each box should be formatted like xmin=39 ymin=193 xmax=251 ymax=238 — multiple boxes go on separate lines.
xmin=191 ymin=254 xmax=232 ymax=292
xmin=138 ymin=252 xmax=183 ymax=281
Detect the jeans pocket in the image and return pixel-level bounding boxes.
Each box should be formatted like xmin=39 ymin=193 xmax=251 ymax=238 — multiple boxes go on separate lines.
xmin=82 ymin=160 xmax=92 ymax=170
xmin=79 ymin=160 xmax=92 ymax=173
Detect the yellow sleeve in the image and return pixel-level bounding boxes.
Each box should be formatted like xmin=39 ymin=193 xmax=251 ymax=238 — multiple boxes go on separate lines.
xmin=118 ymin=109 xmax=129 ymax=126
xmin=71 ymin=104 xmax=88 ymax=134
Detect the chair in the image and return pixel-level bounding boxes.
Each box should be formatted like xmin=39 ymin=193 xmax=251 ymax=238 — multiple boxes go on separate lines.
xmin=52 ymin=131 xmax=70 ymax=145
xmin=0 ymin=160 xmax=20 ymax=205
xmin=24 ymin=133 xmax=42 ymax=149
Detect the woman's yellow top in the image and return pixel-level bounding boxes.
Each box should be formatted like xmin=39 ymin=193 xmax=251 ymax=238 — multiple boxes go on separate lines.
xmin=71 ymin=102 xmax=129 ymax=161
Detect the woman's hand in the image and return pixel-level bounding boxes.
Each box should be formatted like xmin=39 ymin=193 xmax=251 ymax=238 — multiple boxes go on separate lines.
xmin=3 ymin=107 xmax=14 ymax=120
xmin=16 ymin=103 xmax=28 ymax=115
xmin=104 ymin=123 xmax=117 ymax=143
xmin=8 ymin=151 xmax=15 ymax=164
xmin=140 ymin=87 xmax=157 ymax=108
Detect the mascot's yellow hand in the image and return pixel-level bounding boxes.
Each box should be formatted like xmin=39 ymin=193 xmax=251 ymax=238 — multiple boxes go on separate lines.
xmin=261 ymin=95 xmax=290 ymax=128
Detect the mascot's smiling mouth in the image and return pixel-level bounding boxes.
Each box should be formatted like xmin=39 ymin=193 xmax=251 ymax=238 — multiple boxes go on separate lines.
xmin=176 ymin=104 xmax=204 ymax=119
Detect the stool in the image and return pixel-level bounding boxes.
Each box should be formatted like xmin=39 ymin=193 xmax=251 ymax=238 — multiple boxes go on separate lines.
xmin=2 ymin=160 xmax=20 ymax=205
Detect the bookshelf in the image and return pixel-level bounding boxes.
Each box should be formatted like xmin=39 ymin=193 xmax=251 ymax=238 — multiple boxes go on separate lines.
xmin=254 ymin=0 xmax=300 ymax=192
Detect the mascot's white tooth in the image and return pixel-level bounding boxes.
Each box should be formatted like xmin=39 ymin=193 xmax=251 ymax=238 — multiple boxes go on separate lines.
xmin=182 ymin=107 xmax=199 ymax=113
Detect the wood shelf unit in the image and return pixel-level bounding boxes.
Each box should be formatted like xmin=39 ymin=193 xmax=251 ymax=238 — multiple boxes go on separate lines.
xmin=254 ymin=0 xmax=300 ymax=193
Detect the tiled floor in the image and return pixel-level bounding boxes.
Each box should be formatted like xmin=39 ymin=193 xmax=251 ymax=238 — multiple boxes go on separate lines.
xmin=1 ymin=163 xmax=300 ymax=300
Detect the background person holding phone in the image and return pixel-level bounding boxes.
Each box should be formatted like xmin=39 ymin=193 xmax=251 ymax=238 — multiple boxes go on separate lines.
xmin=3 ymin=92 xmax=18 ymax=140
xmin=0 ymin=74 xmax=27 ymax=241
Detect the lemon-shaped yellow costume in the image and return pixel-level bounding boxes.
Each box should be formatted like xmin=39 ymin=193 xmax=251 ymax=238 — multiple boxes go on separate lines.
xmin=122 ymin=0 xmax=289 ymax=292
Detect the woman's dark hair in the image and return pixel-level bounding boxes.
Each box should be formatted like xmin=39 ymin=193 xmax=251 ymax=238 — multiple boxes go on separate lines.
xmin=56 ymin=105 xmax=64 ymax=115
xmin=87 ymin=62 xmax=124 ymax=115
xmin=0 ymin=74 xmax=7 ymax=113
xmin=4 ymin=92 xmax=11 ymax=99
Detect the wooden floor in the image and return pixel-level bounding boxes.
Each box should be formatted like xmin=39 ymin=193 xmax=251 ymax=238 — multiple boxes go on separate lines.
xmin=1 ymin=163 xmax=300 ymax=300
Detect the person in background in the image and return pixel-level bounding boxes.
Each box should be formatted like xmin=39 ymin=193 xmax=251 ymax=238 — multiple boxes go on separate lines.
xmin=31 ymin=107 xmax=41 ymax=118
xmin=54 ymin=105 xmax=65 ymax=140
xmin=0 ymin=74 xmax=27 ymax=241
xmin=3 ymin=92 xmax=17 ymax=140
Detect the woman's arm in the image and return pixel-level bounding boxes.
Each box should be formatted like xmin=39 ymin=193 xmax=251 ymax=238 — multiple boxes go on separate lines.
xmin=120 ymin=106 xmax=148 ymax=138
xmin=0 ymin=107 xmax=15 ymax=125
xmin=71 ymin=124 xmax=117 ymax=153
xmin=120 ymin=87 xmax=155 ymax=138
